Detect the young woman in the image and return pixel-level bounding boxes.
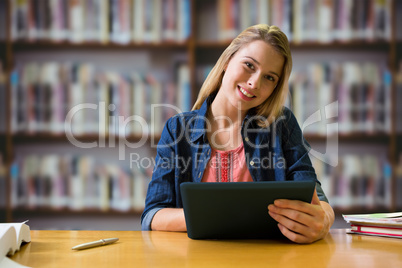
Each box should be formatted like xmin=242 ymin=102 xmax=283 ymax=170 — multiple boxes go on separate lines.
xmin=141 ymin=24 xmax=334 ymax=244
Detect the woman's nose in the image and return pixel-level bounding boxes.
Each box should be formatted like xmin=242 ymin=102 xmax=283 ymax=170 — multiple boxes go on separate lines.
xmin=247 ymin=73 xmax=261 ymax=90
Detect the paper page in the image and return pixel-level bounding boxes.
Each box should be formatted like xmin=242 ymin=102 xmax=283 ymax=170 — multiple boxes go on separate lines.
xmin=343 ymin=212 xmax=402 ymax=227
xmin=0 ymin=256 xmax=31 ymax=268
xmin=345 ymin=212 xmax=402 ymax=219
xmin=0 ymin=222 xmax=31 ymax=247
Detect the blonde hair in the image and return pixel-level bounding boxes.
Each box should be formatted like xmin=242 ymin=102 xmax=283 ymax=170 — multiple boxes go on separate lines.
xmin=192 ymin=24 xmax=292 ymax=127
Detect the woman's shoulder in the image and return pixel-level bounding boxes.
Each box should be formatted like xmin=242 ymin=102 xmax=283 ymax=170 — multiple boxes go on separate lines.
xmin=273 ymin=106 xmax=298 ymax=126
xmin=164 ymin=110 xmax=202 ymax=129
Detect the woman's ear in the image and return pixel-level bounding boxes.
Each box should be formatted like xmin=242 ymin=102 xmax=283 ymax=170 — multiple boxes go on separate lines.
xmin=223 ymin=63 xmax=228 ymax=72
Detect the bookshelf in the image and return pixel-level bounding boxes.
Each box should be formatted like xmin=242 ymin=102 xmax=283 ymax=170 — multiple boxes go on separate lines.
xmin=1 ymin=0 xmax=401 ymax=226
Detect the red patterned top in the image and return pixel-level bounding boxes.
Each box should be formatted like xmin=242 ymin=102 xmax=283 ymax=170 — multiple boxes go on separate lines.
xmin=201 ymin=143 xmax=253 ymax=182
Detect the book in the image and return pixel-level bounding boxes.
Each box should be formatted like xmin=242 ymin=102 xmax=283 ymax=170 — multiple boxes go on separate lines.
xmin=350 ymin=224 xmax=402 ymax=239
xmin=343 ymin=212 xmax=402 ymax=226
xmin=0 ymin=221 xmax=31 ymax=268
xmin=343 ymin=212 xmax=402 ymax=239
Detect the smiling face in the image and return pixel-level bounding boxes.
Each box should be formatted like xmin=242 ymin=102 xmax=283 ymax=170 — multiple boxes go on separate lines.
xmin=217 ymin=40 xmax=285 ymax=112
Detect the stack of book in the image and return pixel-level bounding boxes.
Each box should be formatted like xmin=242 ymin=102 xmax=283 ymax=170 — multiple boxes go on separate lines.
xmin=343 ymin=212 xmax=402 ymax=239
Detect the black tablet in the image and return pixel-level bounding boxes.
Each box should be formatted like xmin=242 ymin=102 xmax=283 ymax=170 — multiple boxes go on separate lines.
xmin=180 ymin=181 xmax=316 ymax=239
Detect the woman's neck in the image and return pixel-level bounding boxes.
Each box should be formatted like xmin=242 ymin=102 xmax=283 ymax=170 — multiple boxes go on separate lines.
xmin=206 ymin=96 xmax=247 ymax=151
xmin=209 ymin=95 xmax=248 ymax=129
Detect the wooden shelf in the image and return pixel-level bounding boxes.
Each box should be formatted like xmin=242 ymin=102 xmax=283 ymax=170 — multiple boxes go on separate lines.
xmin=334 ymin=206 xmax=391 ymax=215
xmin=9 ymin=133 xmax=390 ymax=144
xmin=10 ymin=39 xmax=388 ymax=50
xmin=11 ymin=40 xmax=190 ymax=51
xmin=195 ymin=40 xmax=391 ymax=50
xmin=11 ymin=207 xmax=143 ymax=217
xmin=304 ymin=133 xmax=390 ymax=143
xmin=289 ymin=40 xmax=390 ymax=50
xmin=11 ymin=133 xmax=161 ymax=144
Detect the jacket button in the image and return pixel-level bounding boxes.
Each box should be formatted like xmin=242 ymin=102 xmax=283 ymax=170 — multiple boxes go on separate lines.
xmin=245 ymin=137 xmax=249 ymax=142
xmin=250 ymin=161 xmax=254 ymax=166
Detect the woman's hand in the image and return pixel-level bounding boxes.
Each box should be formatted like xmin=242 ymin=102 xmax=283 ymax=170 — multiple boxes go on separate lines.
xmin=268 ymin=189 xmax=334 ymax=244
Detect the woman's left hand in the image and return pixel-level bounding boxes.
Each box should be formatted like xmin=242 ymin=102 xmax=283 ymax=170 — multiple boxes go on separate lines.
xmin=268 ymin=189 xmax=334 ymax=244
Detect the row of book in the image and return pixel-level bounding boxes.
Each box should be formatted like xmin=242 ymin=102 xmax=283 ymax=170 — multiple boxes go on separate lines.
xmin=4 ymin=61 xmax=190 ymax=135
xmin=1 ymin=59 xmax=398 ymax=136
xmin=10 ymin=0 xmax=191 ymax=44
xmin=312 ymin=153 xmax=392 ymax=209
xmin=289 ymin=61 xmax=392 ymax=134
xmin=215 ymin=0 xmax=392 ymax=43
xmin=3 ymin=151 xmax=400 ymax=212
xmin=7 ymin=154 xmax=151 ymax=211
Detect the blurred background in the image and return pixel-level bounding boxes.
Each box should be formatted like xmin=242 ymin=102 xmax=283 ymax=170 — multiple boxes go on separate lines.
xmin=0 ymin=0 xmax=401 ymax=230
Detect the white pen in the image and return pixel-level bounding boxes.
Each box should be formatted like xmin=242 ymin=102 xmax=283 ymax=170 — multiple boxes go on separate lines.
xmin=71 ymin=238 xmax=119 ymax=250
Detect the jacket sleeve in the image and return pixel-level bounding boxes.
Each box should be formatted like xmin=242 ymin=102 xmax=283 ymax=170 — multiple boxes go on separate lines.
xmin=280 ymin=108 xmax=329 ymax=203
xmin=141 ymin=117 xmax=179 ymax=230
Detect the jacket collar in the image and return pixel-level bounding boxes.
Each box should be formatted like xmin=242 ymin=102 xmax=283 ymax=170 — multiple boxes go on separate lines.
xmin=189 ymin=95 xmax=211 ymax=142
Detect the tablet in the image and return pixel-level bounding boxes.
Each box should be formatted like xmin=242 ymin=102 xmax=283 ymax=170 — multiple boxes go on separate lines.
xmin=180 ymin=180 xmax=316 ymax=239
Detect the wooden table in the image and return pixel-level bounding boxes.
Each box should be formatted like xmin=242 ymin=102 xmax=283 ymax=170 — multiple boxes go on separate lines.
xmin=10 ymin=229 xmax=402 ymax=268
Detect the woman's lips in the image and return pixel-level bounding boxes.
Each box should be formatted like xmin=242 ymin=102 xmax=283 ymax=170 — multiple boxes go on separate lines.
xmin=237 ymin=85 xmax=255 ymax=100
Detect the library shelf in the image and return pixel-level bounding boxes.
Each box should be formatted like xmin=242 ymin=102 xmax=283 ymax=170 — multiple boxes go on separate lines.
xmin=11 ymin=41 xmax=190 ymax=51
xmin=304 ymin=133 xmax=391 ymax=144
xmin=2 ymin=0 xmax=401 ymax=224
xmin=10 ymin=133 xmax=161 ymax=144
xmin=8 ymin=133 xmax=391 ymax=144
xmin=11 ymin=208 xmax=143 ymax=217
xmin=334 ymin=206 xmax=392 ymax=216
xmin=195 ymin=40 xmax=391 ymax=51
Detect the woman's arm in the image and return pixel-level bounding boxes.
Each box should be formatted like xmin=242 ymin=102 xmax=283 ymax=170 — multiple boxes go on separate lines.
xmin=268 ymin=189 xmax=335 ymax=243
xmin=141 ymin=117 xmax=181 ymax=231
xmin=270 ymin=109 xmax=335 ymax=243
xmin=151 ymin=208 xmax=187 ymax=232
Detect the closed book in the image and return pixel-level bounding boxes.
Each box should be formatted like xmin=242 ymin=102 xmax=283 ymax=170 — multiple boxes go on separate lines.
xmin=350 ymin=224 xmax=402 ymax=239
xmin=69 ymin=0 xmax=84 ymax=43
xmin=162 ymin=0 xmax=177 ymax=41
xmin=132 ymin=0 xmax=144 ymax=43
xmin=177 ymin=0 xmax=191 ymax=42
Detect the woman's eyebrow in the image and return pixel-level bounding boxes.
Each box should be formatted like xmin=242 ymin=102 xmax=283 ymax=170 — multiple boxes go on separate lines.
xmin=244 ymin=56 xmax=281 ymax=79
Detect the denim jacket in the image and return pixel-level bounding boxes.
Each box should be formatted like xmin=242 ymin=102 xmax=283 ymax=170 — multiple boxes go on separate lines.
xmin=141 ymin=96 xmax=328 ymax=230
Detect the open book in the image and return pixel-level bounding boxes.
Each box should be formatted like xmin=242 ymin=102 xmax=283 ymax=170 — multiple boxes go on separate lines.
xmin=0 ymin=221 xmax=31 ymax=268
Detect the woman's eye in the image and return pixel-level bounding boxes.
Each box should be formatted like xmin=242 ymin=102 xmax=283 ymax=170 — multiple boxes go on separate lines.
xmin=265 ymin=75 xmax=275 ymax=82
xmin=245 ymin=62 xmax=254 ymax=70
